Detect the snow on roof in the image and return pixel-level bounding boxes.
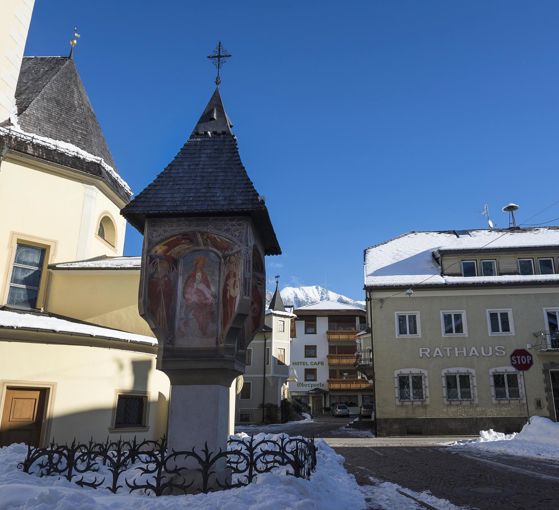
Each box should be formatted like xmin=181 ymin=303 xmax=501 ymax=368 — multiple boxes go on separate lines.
xmin=295 ymin=300 xmax=364 ymax=312
xmin=52 ymin=256 xmax=141 ymax=269
xmin=365 ymin=228 xmax=559 ymax=288
xmin=0 ymin=309 xmax=157 ymax=346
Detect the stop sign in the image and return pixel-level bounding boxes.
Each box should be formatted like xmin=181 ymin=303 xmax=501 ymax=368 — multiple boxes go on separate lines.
xmin=510 ymin=349 xmax=533 ymax=371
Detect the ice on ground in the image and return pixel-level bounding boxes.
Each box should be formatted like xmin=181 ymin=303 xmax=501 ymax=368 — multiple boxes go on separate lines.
xmin=452 ymin=416 xmax=559 ymax=461
xmin=0 ymin=434 xmax=366 ymax=510
xmin=362 ymin=476 xmax=468 ymax=510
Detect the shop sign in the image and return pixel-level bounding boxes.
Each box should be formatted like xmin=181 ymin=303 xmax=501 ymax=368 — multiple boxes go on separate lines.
xmin=419 ymin=345 xmax=506 ymax=359
xmin=291 ymin=361 xmax=325 ymax=366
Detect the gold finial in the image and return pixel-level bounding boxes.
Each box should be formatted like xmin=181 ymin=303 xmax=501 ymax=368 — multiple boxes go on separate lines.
xmin=69 ymin=27 xmax=80 ymax=58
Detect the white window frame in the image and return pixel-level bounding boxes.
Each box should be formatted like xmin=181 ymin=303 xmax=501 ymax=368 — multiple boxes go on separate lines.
xmin=395 ymin=312 xmax=421 ymax=338
xmin=394 ymin=369 xmax=428 ymax=405
xmin=543 ymin=308 xmax=559 ymax=349
xmin=245 ymin=348 xmax=252 ymax=366
xmin=461 ymin=260 xmax=477 ymax=277
xmin=489 ymin=367 xmax=524 ymax=403
xmin=240 ymin=381 xmax=252 ymax=400
xmin=518 ymin=258 xmax=535 ymax=275
xmin=538 ymin=258 xmax=555 ymax=275
xmin=440 ymin=310 xmax=468 ymax=337
xmin=276 ymin=347 xmax=286 ymax=365
xmin=486 ymin=309 xmax=515 ymax=336
xmin=277 ymin=319 xmax=285 ymax=332
xmin=441 ymin=368 xmax=477 ymax=404
xmin=480 ymin=259 xmax=497 ymax=277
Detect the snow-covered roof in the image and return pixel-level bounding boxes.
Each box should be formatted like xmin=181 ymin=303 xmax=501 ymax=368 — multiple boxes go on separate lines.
xmin=51 ymin=256 xmax=141 ymax=270
xmin=0 ymin=309 xmax=157 ymax=346
xmin=365 ymin=228 xmax=559 ymax=288
xmin=295 ymin=300 xmax=364 ymax=312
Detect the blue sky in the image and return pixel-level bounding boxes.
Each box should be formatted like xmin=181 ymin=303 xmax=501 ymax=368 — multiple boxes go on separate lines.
xmin=25 ymin=1 xmax=559 ymax=300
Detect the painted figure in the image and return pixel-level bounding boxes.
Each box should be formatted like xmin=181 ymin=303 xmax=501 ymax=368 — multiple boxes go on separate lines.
xmin=182 ymin=255 xmax=214 ymax=337
xmin=147 ymin=255 xmax=176 ymax=341
xmin=222 ymin=254 xmax=240 ymax=335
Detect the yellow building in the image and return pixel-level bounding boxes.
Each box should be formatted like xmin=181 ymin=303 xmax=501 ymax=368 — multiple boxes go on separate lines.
xmin=0 ymin=1 xmax=169 ymax=447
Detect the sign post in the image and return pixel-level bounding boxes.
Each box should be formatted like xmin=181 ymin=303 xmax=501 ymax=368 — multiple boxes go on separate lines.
xmin=510 ymin=349 xmax=533 ymax=420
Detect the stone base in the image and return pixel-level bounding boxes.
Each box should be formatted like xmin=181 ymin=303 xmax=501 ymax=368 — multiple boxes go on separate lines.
xmin=376 ymin=417 xmax=528 ymax=436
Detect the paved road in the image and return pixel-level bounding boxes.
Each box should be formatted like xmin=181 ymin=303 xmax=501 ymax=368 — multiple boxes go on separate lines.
xmin=241 ymin=416 xmax=559 ymax=510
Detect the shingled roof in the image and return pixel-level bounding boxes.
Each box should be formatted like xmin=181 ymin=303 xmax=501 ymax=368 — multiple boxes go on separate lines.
xmin=122 ymin=87 xmax=281 ymax=255
xmin=0 ymin=56 xmax=131 ymax=201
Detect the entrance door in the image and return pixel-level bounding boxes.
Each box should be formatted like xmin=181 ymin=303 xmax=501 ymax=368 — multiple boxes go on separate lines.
xmin=0 ymin=388 xmax=48 ymax=447
xmin=551 ymin=371 xmax=559 ymax=422
xmin=310 ymin=395 xmax=322 ymax=415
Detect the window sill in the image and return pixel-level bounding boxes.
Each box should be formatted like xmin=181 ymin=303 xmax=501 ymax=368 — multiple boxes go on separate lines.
xmin=441 ymin=334 xmax=468 ymax=338
xmin=109 ymin=426 xmax=149 ymax=433
xmin=488 ymin=332 xmax=515 ymax=337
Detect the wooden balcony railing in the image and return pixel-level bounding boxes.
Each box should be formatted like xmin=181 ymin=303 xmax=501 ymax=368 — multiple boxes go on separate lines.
xmin=328 ymin=378 xmax=373 ymax=391
xmin=327 ymin=354 xmax=358 ymax=366
xmin=327 ymin=330 xmax=358 ymax=342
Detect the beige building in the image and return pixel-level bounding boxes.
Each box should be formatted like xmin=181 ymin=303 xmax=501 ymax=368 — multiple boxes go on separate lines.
xmin=364 ymin=228 xmax=559 ymax=436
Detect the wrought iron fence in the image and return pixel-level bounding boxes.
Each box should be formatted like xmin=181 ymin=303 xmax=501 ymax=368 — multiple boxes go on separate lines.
xmin=18 ymin=434 xmax=317 ymax=496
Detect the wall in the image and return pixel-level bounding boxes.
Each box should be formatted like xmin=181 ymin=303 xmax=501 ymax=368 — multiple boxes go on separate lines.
xmin=371 ymin=285 xmax=559 ymax=434
xmin=0 ymin=0 xmax=35 ymax=122
xmin=0 ymin=338 xmax=170 ymax=444
xmin=0 ymin=156 xmax=126 ymax=306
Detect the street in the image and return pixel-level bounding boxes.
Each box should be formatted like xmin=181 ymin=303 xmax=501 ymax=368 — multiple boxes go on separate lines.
xmin=239 ymin=416 xmax=559 ymax=510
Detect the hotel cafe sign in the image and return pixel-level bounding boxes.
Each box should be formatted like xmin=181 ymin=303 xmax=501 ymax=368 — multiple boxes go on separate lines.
xmin=418 ymin=345 xmax=506 ymax=359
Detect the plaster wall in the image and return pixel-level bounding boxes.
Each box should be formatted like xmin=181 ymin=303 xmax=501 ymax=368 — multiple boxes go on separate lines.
xmin=0 ymin=339 xmax=170 ymax=444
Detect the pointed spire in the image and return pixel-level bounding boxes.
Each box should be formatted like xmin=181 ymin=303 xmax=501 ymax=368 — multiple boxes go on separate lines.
xmin=191 ymin=87 xmax=233 ymax=137
xmin=269 ymin=275 xmax=285 ymax=312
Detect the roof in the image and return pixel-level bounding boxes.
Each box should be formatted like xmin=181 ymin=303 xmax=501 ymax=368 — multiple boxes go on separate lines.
xmin=268 ymin=284 xmax=286 ymax=312
xmin=121 ymin=88 xmax=280 ymax=255
xmin=0 ymin=307 xmax=156 ymax=346
xmin=0 ymin=57 xmax=131 ymax=201
xmin=51 ymin=255 xmax=141 ymax=270
xmin=365 ymin=227 xmax=559 ymax=288
xmin=294 ymin=300 xmax=366 ymax=313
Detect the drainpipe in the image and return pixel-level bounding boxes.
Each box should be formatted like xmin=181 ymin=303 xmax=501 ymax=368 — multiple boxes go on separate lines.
xmin=262 ymin=332 xmax=267 ymax=423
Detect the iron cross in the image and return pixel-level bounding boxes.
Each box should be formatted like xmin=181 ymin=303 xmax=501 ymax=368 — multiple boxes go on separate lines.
xmin=207 ymin=41 xmax=231 ymax=86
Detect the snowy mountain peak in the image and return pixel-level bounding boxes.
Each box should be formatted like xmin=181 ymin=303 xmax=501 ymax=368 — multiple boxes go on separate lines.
xmin=266 ymin=285 xmax=365 ymax=310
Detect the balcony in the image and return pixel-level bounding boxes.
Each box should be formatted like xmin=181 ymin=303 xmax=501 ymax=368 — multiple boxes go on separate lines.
xmin=327 ymin=330 xmax=358 ymax=342
xmin=533 ymin=331 xmax=559 ymax=352
xmin=328 ymin=378 xmax=373 ymax=391
xmin=327 ymin=354 xmax=358 ymax=366
xmin=355 ymin=349 xmax=374 ymax=379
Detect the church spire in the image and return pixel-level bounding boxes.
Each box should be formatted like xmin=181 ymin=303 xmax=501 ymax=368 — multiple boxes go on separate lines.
xmin=269 ymin=276 xmax=285 ymax=312
xmin=191 ymin=87 xmax=233 ymax=137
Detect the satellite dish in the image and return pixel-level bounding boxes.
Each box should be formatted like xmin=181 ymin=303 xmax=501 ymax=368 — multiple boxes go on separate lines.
xmin=488 ymin=219 xmax=495 ymax=229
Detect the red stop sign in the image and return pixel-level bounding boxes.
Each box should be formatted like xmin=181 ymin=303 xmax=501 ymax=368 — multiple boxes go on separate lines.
xmin=510 ymin=349 xmax=533 ymax=371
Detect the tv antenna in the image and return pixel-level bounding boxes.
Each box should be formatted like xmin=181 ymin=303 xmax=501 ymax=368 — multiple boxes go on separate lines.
xmin=481 ymin=204 xmax=495 ymax=229
xmin=502 ymin=203 xmax=520 ymax=228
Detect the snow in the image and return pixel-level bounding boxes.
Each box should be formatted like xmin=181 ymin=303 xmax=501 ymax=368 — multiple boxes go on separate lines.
xmin=0 ymin=309 xmax=157 ymax=346
xmin=453 ymin=416 xmax=559 ymax=461
xmin=0 ymin=435 xmax=366 ymax=509
xmin=0 ymin=123 xmax=132 ymax=197
xmin=53 ymin=256 xmax=142 ymax=270
xmin=234 ymin=415 xmax=314 ymax=434
xmin=365 ymin=228 xmax=559 ymax=288
xmin=295 ymin=300 xmax=364 ymax=312
xmin=275 ymin=286 xmax=365 ymax=309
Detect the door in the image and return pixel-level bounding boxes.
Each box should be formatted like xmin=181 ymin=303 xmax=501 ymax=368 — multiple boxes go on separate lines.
xmin=0 ymin=388 xmax=47 ymax=447
xmin=551 ymin=371 xmax=559 ymax=422
xmin=310 ymin=395 xmax=322 ymax=415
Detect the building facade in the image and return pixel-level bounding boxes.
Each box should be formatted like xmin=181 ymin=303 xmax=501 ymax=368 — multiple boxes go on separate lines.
xmin=364 ymin=228 xmax=559 ymax=436
xmin=288 ymin=301 xmax=372 ymax=415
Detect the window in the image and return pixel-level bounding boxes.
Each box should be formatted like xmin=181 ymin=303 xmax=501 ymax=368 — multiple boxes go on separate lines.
xmin=114 ymin=395 xmax=146 ymax=429
xmin=7 ymin=243 xmax=46 ymax=309
xmin=544 ymin=308 xmax=559 ymax=349
xmin=397 ymin=372 xmax=426 ymax=402
xmin=539 ymin=258 xmax=555 ymax=275
xmin=240 ymin=381 xmax=251 ymax=400
xmin=304 ymin=317 xmax=317 ymax=334
xmin=395 ymin=312 xmax=420 ymax=337
xmin=461 ymin=260 xmax=477 ymax=277
xmin=245 ymin=348 xmax=252 ymax=366
xmin=97 ymin=215 xmax=116 ymax=247
xmin=304 ymin=345 xmax=317 ymax=358
xmin=518 ymin=258 xmax=534 ymax=275
xmin=481 ymin=260 xmax=497 ymax=276
xmin=276 ymin=348 xmax=286 ymax=365
xmin=328 ymin=316 xmax=357 ymax=331
xmin=441 ymin=311 xmax=466 ymax=336
xmin=239 ymin=412 xmax=251 ymax=423
xmin=277 ymin=320 xmax=285 ymax=332
xmin=265 ymin=347 xmax=270 ymax=365
xmin=487 ymin=309 xmax=514 ymax=335
xmin=492 ymin=371 xmax=521 ymax=400
xmin=443 ymin=371 xmax=474 ymax=401
xmin=304 ymin=368 xmax=317 ymax=382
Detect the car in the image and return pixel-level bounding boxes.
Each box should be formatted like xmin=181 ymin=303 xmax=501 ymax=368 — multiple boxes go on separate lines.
xmin=330 ymin=403 xmax=350 ymax=417
xmin=360 ymin=404 xmax=375 ymax=420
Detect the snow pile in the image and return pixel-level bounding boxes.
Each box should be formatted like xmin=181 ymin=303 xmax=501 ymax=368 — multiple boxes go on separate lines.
xmin=455 ymin=417 xmax=559 ymax=460
xmin=0 ymin=436 xmax=366 ymax=509
xmin=53 ymin=256 xmax=142 ymax=270
xmin=234 ymin=416 xmax=314 ymax=434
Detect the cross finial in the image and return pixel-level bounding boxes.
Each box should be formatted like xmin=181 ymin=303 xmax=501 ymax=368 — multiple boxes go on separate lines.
xmin=207 ymin=41 xmax=231 ymax=86
xmin=274 ymin=275 xmax=280 ymax=289
xmin=68 ymin=27 xmax=80 ymax=59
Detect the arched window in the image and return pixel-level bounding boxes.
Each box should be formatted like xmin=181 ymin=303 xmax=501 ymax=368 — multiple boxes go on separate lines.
xmin=97 ymin=215 xmax=116 ymax=247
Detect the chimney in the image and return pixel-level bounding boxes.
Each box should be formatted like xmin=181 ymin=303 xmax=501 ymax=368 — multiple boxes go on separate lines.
xmin=0 ymin=0 xmax=35 ymax=123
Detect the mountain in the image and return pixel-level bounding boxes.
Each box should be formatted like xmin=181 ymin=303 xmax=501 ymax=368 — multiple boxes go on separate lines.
xmin=265 ymin=285 xmax=365 ymax=309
